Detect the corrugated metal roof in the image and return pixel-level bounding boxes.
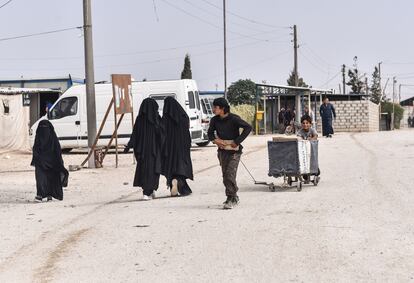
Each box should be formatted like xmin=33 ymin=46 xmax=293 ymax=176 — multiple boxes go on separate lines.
xmin=0 ymin=87 xmax=61 ymax=94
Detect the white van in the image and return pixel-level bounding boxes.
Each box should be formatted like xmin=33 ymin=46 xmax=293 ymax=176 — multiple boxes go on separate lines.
xmin=29 ymin=79 xmax=203 ymax=150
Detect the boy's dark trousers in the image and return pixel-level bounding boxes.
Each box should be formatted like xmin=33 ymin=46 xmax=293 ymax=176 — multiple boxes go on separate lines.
xmin=217 ymin=150 xmax=241 ymax=197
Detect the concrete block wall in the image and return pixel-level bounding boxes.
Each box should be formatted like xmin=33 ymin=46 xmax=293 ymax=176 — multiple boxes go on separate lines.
xmin=316 ymin=100 xmax=379 ymax=133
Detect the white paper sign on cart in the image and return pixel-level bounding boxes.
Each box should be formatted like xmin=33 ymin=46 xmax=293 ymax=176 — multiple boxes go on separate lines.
xmin=297 ymin=140 xmax=311 ymax=174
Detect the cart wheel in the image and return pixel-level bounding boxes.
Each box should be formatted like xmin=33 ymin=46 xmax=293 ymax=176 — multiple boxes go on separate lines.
xmin=313 ymin=176 xmax=320 ymax=186
xmin=287 ymin=177 xmax=293 ymax=186
xmin=297 ymin=181 xmax=302 ymax=192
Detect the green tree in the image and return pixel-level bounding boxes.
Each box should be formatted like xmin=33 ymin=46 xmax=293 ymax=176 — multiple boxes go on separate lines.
xmin=287 ymin=70 xmax=308 ymax=87
xmin=381 ymin=101 xmax=404 ymax=129
xmin=227 ymin=79 xmax=256 ymax=105
xmin=346 ymin=68 xmax=364 ymax=94
xmin=370 ymin=66 xmax=381 ymax=104
xmin=180 ymin=53 xmax=192 ymax=79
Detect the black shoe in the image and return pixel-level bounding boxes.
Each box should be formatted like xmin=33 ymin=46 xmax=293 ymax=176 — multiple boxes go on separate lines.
xmin=34 ymin=195 xmax=42 ymax=202
xmin=47 ymin=196 xmax=52 ymax=202
xmin=223 ymin=196 xmax=232 ymax=205
xmin=223 ymin=196 xmax=239 ymax=209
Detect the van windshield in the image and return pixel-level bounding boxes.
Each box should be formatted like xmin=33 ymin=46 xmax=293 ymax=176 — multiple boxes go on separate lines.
xmin=149 ymin=94 xmax=176 ymax=112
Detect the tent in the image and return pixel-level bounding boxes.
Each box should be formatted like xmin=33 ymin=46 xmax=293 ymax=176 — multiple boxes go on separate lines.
xmin=0 ymin=87 xmax=61 ymax=152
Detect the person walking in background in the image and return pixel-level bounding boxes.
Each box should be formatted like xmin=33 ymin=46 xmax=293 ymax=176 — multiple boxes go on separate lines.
xmin=304 ymin=106 xmax=315 ymax=127
xmin=319 ymin=97 xmax=336 ymax=138
xmin=31 ymin=120 xmax=68 ymax=202
xmin=208 ymin=98 xmax=252 ymax=210
xmin=125 ymin=98 xmax=162 ymax=200
xmin=284 ymin=107 xmax=293 ymax=128
xmin=278 ymin=108 xmax=286 ymax=133
xmin=161 ymin=97 xmax=193 ymax=197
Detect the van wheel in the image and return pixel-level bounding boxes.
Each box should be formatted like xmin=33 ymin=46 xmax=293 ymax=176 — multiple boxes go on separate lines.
xmin=62 ymin=148 xmax=73 ymax=153
xmin=196 ymin=141 xmax=210 ymax=147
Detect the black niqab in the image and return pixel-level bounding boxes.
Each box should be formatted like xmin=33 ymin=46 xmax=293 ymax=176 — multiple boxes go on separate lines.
xmin=161 ymin=97 xmax=193 ymax=188
xmin=128 ymin=98 xmax=162 ymax=193
xmin=31 ymin=120 xmax=68 ymax=200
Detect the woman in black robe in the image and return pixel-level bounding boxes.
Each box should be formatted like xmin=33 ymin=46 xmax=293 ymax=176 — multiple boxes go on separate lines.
xmin=319 ymin=97 xmax=336 ymax=137
xmin=31 ymin=120 xmax=68 ymax=202
xmin=126 ymin=98 xmax=162 ymax=200
xmin=161 ymin=97 xmax=193 ymax=196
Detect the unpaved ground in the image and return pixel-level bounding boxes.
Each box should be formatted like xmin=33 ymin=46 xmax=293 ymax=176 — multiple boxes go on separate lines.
xmin=0 ymin=131 xmax=413 ymax=283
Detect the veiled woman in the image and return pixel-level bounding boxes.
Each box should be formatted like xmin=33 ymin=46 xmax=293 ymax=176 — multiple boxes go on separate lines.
xmin=126 ymin=98 xmax=162 ymax=200
xmin=161 ymin=97 xmax=193 ymax=196
xmin=31 ymin=120 xmax=68 ymax=202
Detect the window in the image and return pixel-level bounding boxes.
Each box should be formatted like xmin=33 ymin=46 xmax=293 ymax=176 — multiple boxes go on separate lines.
xmin=201 ymin=98 xmax=213 ymax=115
xmin=188 ymin=91 xmax=195 ymax=109
xmin=201 ymin=100 xmax=207 ymax=114
xmin=49 ymin=97 xmax=78 ymax=120
xmin=195 ymin=91 xmax=201 ymax=110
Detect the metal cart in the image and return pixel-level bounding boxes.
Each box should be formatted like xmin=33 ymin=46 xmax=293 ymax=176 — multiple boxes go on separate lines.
xmin=267 ymin=139 xmax=320 ymax=192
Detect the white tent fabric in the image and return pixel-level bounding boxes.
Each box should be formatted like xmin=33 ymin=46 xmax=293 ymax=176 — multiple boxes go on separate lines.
xmin=0 ymin=94 xmax=30 ymax=152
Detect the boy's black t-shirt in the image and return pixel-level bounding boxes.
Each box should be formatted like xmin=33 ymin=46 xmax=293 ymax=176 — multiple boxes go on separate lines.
xmin=207 ymin=113 xmax=252 ymax=153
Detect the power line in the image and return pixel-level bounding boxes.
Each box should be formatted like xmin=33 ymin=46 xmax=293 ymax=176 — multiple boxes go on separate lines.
xmin=301 ymin=44 xmax=333 ymax=67
xmin=383 ymin=61 xmax=414 ymax=65
xmin=197 ymin=49 xmax=291 ymax=82
xmin=0 ymin=26 xmax=82 ymax=43
xmin=152 ymin=0 xmax=160 ymax=22
xmin=318 ymin=71 xmax=341 ymax=88
xmin=0 ymin=0 xmax=13 ymax=9
xmin=94 ymin=36 xmax=288 ymax=69
xmin=0 ymin=35 xmax=288 ymax=72
xmin=384 ymin=71 xmax=414 ymax=77
xmin=298 ymin=49 xmax=329 ymax=74
xmin=181 ymin=0 xmax=273 ymax=33
xmin=0 ymin=32 xmax=290 ymax=61
xmin=199 ymin=0 xmax=289 ymax=29
xmin=159 ymin=0 xmax=279 ymax=42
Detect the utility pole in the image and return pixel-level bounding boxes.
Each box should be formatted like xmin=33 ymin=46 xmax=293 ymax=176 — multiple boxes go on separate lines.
xmin=378 ymin=62 xmax=382 ymax=93
xmin=223 ymin=0 xmax=227 ymax=99
xmin=83 ymin=0 xmax=97 ymax=168
xmin=293 ymin=25 xmax=298 ymax=87
xmin=392 ymin=76 xmax=396 ymax=130
xmin=365 ymin=77 xmax=369 ymax=95
xmin=398 ymin=84 xmax=401 ymax=103
xmin=292 ymin=24 xmax=300 ymax=123
xmin=378 ymin=61 xmax=383 ymax=126
xmin=342 ymin=64 xmax=346 ymax=94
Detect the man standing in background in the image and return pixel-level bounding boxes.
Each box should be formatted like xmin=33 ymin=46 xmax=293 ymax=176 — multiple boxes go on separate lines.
xmin=320 ymin=97 xmax=336 ymax=138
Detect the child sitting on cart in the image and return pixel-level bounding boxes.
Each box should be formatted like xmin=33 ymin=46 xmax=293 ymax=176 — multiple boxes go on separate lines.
xmin=297 ymin=115 xmax=318 ymax=140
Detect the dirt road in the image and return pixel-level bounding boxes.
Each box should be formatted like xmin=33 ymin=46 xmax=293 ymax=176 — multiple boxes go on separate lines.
xmin=0 ymin=131 xmax=413 ymax=282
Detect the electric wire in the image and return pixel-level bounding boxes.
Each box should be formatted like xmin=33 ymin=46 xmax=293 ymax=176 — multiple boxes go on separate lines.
xmin=0 ymin=26 xmax=82 ymax=43
xmin=199 ymin=0 xmax=290 ymax=29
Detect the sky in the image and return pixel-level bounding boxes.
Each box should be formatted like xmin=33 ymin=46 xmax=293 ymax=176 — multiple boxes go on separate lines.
xmin=0 ymin=0 xmax=414 ymax=100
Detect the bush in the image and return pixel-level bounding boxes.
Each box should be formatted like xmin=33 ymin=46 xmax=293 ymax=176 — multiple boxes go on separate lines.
xmin=381 ymin=101 xmax=404 ymax=129
xmin=231 ymin=104 xmax=255 ymax=128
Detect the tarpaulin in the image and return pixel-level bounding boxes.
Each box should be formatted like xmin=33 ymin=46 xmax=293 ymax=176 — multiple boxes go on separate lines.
xmin=0 ymin=94 xmax=30 ymax=152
